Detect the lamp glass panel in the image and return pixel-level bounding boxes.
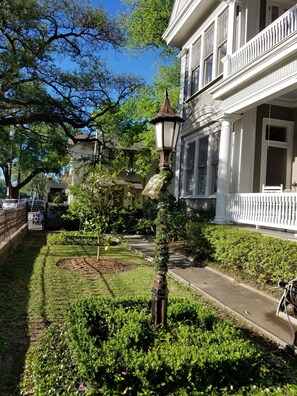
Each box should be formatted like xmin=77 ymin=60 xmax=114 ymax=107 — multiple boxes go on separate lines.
xmin=172 ymin=121 xmax=180 ymax=149
xmin=163 ymin=121 xmax=175 ymax=148
xmin=154 ymin=122 xmax=164 ymax=150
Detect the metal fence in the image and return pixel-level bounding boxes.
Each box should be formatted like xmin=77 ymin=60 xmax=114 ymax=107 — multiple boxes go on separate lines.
xmin=0 ymin=207 xmax=28 ymax=244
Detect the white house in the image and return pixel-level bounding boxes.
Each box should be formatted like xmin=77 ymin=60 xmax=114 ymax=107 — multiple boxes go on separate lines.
xmin=163 ymin=0 xmax=297 ymax=231
xmin=68 ymin=132 xmax=146 ymax=207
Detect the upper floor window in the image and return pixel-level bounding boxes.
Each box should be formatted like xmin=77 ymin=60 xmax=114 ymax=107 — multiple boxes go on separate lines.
xmin=191 ymin=38 xmax=201 ymax=95
xmin=217 ymin=9 xmax=228 ymax=75
xmin=234 ymin=4 xmax=242 ymax=51
xmin=125 ymin=151 xmax=136 ymax=173
xmin=203 ymin=24 xmax=214 ymax=85
xmin=187 ymin=7 xmax=228 ymax=96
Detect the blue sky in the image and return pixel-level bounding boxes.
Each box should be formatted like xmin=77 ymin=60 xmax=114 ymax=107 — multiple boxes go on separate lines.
xmin=93 ymin=0 xmax=158 ymax=84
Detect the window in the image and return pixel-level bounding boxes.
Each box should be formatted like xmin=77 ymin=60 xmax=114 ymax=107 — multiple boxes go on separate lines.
xmin=234 ymin=5 xmax=242 ymax=51
xmin=198 ymin=137 xmax=208 ymax=194
xmin=186 ymin=6 xmax=229 ymax=96
xmin=185 ymin=142 xmax=196 ymax=195
xmin=203 ymin=24 xmax=214 ymax=85
xmin=184 ymin=52 xmax=189 ymax=98
xmin=217 ymin=9 xmax=228 ymax=75
xmin=182 ymin=131 xmax=220 ymax=197
xmin=125 ymin=151 xmax=136 ymax=173
xmin=211 ymin=132 xmax=220 ymax=194
xmin=265 ymin=125 xmax=286 ymax=142
xmin=191 ymin=38 xmax=201 ymax=95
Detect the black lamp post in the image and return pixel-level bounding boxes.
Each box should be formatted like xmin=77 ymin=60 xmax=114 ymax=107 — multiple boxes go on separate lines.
xmin=150 ymin=90 xmax=183 ymax=326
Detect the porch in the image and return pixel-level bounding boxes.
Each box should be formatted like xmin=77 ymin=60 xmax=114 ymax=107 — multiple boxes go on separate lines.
xmin=226 ymin=4 xmax=297 ymax=78
xmin=213 ymin=4 xmax=297 ymax=114
xmin=226 ymin=192 xmax=297 ymax=233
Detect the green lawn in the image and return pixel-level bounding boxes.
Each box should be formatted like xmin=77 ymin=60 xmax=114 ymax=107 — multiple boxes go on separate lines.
xmin=1 ymin=234 xmax=297 ymax=395
xmin=0 ymin=235 xmax=194 ymax=396
xmin=28 ymin=244 xmax=192 ymax=325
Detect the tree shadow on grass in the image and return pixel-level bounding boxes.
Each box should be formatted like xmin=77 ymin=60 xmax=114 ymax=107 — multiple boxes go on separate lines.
xmin=0 ymin=230 xmax=47 ymax=396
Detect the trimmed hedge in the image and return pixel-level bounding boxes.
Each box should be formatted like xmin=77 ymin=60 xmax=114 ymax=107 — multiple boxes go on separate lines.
xmin=186 ymin=223 xmax=297 ymax=286
xmin=47 ymin=231 xmax=119 ymax=246
xmin=24 ymin=297 xmax=297 ymax=395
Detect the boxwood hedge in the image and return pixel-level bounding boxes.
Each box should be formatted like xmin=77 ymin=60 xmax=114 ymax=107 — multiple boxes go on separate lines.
xmin=24 ymin=297 xmax=297 ymax=395
xmin=186 ymin=223 xmax=297 ymax=287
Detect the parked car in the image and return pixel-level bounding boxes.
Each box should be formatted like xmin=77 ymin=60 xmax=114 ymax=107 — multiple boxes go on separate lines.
xmin=2 ymin=198 xmax=28 ymax=210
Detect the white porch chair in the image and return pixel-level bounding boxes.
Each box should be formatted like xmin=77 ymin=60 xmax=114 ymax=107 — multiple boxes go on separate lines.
xmin=262 ymin=184 xmax=283 ymax=193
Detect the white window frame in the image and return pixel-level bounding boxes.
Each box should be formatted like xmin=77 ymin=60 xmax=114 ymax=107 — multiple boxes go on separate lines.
xmin=182 ymin=128 xmax=220 ymax=198
xmin=190 ymin=38 xmax=201 ymax=96
xmin=187 ymin=5 xmax=229 ymax=96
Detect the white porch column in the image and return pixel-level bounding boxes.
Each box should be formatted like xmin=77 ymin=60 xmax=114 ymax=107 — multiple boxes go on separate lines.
xmin=215 ymin=118 xmax=232 ymax=224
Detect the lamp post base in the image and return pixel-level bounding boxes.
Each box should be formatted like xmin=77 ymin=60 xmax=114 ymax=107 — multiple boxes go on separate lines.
xmin=151 ymin=273 xmax=168 ymax=326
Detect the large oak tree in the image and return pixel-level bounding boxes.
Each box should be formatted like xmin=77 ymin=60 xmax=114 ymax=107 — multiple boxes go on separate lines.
xmin=0 ymin=0 xmax=143 ymax=195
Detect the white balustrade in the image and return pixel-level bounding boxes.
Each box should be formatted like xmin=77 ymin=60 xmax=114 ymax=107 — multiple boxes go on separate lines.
xmin=228 ymin=5 xmax=297 ymax=76
xmin=226 ymin=193 xmax=297 ymax=231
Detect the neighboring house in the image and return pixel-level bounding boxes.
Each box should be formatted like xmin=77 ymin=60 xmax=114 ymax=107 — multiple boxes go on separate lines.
xmin=68 ymin=132 xmax=148 ymax=208
xmin=163 ymin=0 xmax=297 ymax=231
xmin=45 ymin=180 xmax=67 ymax=203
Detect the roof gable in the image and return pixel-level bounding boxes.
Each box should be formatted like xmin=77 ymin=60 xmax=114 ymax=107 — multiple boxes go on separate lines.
xmin=163 ymin=0 xmax=217 ymax=47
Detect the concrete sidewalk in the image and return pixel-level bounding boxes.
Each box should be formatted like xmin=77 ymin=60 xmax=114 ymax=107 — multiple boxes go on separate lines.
xmin=127 ymin=236 xmax=297 ymax=352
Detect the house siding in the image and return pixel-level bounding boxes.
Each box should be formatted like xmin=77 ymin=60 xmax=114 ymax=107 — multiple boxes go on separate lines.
xmin=165 ymin=0 xmax=297 ymax=225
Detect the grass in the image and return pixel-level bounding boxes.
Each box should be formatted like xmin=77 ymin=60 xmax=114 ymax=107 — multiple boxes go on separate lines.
xmin=0 ymin=232 xmax=194 ymax=396
xmin=28 ymin=243 xmax=192 ymax=325
xmin=1 ymin=231 xmax=297 ymax=395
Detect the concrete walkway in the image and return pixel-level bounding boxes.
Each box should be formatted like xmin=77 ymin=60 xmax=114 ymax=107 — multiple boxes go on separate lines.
xmin=127 ymin=236 xmax=297 ymax=353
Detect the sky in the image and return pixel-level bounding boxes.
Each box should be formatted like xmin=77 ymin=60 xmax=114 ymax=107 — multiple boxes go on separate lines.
xmin=91 ymin=0 xmax=159 ymax=85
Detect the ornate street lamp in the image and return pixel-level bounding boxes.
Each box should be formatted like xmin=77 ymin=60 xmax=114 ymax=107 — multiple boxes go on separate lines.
xmin=150 ymin=90 xmax=183 ymax=326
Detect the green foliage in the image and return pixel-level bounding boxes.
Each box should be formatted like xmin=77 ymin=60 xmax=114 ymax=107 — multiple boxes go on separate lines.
xmin=185 ymin=222 xmax=213 ymax=261
xmin=122 ymin=0 xmax=176 ymax=54
xmin=167 ymin=206 xmax=215 ymax=242
xmin=47 ymin=231 xmax=119 ymax=247
xmin=94 ymin=74 xmax=181 ymax=178
xmin=66 ymin=163 xmax=127 ymax=257
xmin=22 ymin=324 xmax=81 ymax=395
xmin=0 ymin=0 xmax=142 ymax=152
xmin=185 ymin=223 xmax=297 ymax=286
xmin=46 ymin=204 xmax=79 ymax=231
xmin=26 ymin=297 xmax=297 ymax=395
xmin=0 ymin=124 xmax=69 ymax=198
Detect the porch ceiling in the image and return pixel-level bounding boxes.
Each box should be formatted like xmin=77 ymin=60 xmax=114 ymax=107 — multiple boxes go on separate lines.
xmin=275 ymin=89 xmax=297 ymax=108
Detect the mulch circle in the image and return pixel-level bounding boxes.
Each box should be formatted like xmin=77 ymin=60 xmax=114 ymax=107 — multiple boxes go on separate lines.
xmin=56 ymin=257 xmax=135 ymax=275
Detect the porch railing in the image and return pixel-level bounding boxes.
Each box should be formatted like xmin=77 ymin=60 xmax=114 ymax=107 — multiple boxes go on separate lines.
xmin=226 ymin=193 xmax=297 ymax=231
xmin=228 ymin=5 xmax=297 ymax=76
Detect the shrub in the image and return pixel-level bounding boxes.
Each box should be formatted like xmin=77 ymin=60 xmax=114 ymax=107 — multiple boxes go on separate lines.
xmin=185 ymin=222 xmax=213 ymax=260
xmin=25 ymin=297 xmax=297 ymax=395
xmin=47 ymin=204 xmax=80 ymax=231
xmin=166 ymin=207 xmax=215 ymax=242
xmin=47 ymin=231 xmax=118 ymax=246
xmin=186 ymin=224 xmax=297 ymax=287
